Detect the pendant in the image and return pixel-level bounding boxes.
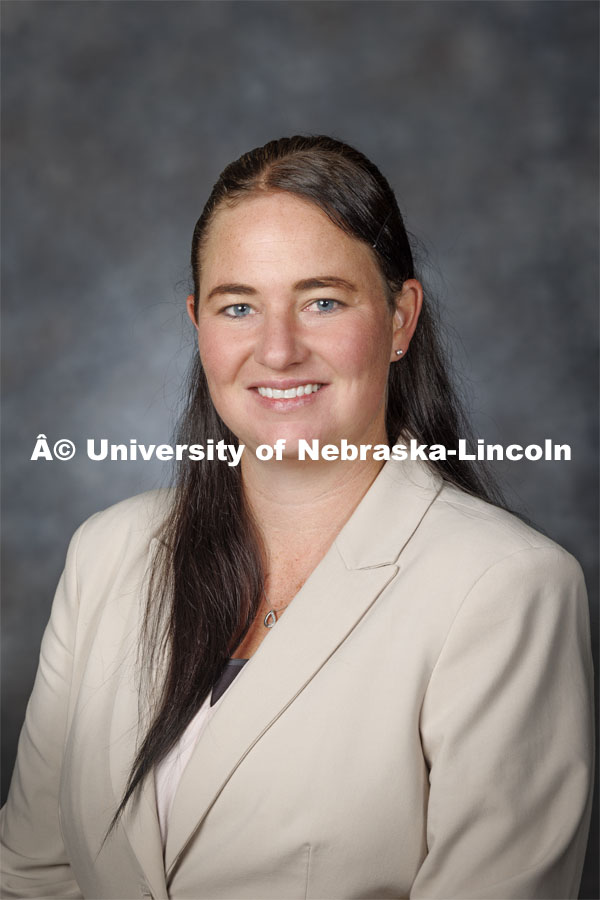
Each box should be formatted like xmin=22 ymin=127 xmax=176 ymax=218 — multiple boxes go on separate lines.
xmin=264 ymin=610 xmax=277 ymax=628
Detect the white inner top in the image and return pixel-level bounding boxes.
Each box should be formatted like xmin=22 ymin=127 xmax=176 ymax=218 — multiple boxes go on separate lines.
xmin=154 ymin=693 xmax=216 ymax=850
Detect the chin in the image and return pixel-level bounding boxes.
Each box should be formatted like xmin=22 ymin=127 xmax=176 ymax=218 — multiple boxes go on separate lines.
xmin=243 ymin=427 xmax=342 ymax=457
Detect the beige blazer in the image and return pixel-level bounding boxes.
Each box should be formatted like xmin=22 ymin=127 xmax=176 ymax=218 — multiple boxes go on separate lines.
xmin=0 ymin=459 xmax=594 ymax=899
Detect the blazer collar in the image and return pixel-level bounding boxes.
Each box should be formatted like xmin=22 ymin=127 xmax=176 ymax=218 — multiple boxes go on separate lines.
xmin=163 ymin=457 xmax=443 ymax=880
xmin=335 ymin=456 xmax=443 ymax=569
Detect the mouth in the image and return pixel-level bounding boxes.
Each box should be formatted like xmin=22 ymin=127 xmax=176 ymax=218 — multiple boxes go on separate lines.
xmin=255 ymin=383 xmax=324 ymax=399
xmin=249 ymin=381 xmax=327 ymax=410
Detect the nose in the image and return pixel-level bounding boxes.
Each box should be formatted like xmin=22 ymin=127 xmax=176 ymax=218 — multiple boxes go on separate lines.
xmin=253 ymin=309 xmax=308 ymax=370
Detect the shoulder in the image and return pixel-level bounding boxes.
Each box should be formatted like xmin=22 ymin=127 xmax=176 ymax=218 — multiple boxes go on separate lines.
xmin=410 ymin=480 xmax=588 ymax=634
xmin=341 ymin=458 xmax=584 ymax=590
xmin=376 ymin=458 xmax=586 ymax=608
xmin=378 ymin=456 xmax=582 ymax=575
xmin=78 ymin=488 xmax=173 ymax=536
xmin=430 ymin=480 xmax=582 ymax=580
xmin=68 ymin=488 xmax=173 ymax=575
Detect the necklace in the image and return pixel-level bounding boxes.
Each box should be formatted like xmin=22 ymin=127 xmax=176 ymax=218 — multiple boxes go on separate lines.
xmin=262 ymin=594 xmax=290 ymax=628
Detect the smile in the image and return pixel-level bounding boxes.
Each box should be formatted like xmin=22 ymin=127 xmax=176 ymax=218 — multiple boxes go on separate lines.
xmin=256 ymin=383 xmax=323 ymax=399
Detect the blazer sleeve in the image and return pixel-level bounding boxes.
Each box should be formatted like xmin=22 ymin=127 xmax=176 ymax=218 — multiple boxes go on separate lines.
xmin=0 ymin=521 xmax=91 ymax=899
xmin=411 ymin=545 xmax=594 ymax=900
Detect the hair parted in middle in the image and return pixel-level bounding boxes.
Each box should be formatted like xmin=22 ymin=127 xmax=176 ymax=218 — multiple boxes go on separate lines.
xmin=110 ymin=134 xmax=504 ymax=829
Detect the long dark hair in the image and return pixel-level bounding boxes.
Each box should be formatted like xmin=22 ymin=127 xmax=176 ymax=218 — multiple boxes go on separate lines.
xmin=112 ymin=135 xmax=504 ymax=825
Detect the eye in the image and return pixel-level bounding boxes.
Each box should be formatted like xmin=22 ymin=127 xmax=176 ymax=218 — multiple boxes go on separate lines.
xmin=223 ymin=303 xmax=253 ymax=318
xmin=310 ymin=298 xmax=342 ymax=313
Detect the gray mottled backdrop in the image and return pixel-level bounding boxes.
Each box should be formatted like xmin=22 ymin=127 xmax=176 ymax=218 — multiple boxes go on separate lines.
xmin=2 ymin=1 xmax=598 ymax=895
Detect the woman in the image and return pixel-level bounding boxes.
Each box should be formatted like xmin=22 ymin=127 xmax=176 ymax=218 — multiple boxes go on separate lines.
xmin=1 ymin=136 xmax=594 ymax=899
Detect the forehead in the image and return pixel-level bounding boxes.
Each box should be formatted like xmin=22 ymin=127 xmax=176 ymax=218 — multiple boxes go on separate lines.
xmin=200 ymin=192 xmax=385 ymax=291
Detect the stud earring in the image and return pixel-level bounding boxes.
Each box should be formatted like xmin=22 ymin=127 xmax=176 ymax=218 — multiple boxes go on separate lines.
xmin=395 ymin=349 xmax=404 ymax=356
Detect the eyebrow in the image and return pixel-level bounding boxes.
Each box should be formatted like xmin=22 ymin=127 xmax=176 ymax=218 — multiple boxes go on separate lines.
xmin=206 ymin=275 xmax=358 ymax=300
xmin=206 ymin=283 xmax=256 ymax=300
xmin=294 ymin=276 xmax=357 ymax=293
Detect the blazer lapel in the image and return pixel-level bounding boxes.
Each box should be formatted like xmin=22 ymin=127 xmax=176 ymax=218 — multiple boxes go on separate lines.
xmin=164 ymin=457 xmax=442 ymax=879
xmin=164 ymin=552 xmax=398 ymax=877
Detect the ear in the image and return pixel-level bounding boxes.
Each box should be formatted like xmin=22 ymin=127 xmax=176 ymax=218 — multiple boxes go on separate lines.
xmin=186 ymin=294 xmax=198 ymax=329
xmin=389 ymin=279 xmax=423 ymax=362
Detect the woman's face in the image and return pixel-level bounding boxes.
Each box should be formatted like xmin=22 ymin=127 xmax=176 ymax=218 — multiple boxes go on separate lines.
xmin=189 ymin=192 xmax=419 ymax=456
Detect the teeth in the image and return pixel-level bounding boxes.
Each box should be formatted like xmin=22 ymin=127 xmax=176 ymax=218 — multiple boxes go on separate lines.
xmin=257 ymin=383 xmax=322 ymax=399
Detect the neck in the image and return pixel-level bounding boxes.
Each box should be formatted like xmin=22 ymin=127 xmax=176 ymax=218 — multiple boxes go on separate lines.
xmin=231 ymin=453 xmax=385 ymax=656
xmin=241 ymin=452 xmax=384 ymax=556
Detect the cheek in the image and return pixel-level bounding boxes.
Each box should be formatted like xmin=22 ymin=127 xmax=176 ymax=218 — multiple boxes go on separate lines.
xmin=197 ymin=333 xmax=218 ymax=375
xmin=331 ymin=316 xmax=392 ymax=386
xmin=196 ymin=323 xmax=237 ymax=384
